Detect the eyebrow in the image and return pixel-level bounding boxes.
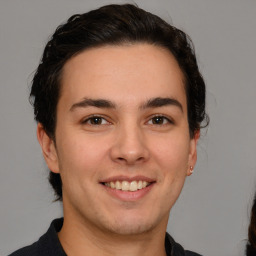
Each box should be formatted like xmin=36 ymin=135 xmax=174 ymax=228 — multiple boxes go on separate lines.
xmin=70 ymin=97 xmax=183 ymax=112
xmin=70 ymin=98 xmax=116 ymax=111
xmin=140 ymin=97 xmax=183 ymax=112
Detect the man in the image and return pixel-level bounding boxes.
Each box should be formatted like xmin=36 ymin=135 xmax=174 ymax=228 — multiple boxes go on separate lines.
xmin=10 ymin=4 xmax=208 ymax=256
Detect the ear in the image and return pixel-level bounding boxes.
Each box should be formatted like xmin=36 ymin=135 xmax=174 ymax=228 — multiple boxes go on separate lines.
xmin=187 ymin=130 xmax=200 ymax=176
xmin=37 ymin=123 xmax=60 ymax=173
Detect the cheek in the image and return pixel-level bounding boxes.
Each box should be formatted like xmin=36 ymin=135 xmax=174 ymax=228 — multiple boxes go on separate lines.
xmin=151 ymin=134 xmax=190 ymax=171
xmin=57 ymin=135 xmax=109 ymax=177
xmin=56 ymin=138 xmax=100 ymax=200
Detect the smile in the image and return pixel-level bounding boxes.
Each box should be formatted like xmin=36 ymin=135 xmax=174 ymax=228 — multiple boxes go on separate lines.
xmin=104 ymin=180 xmax=150 ymax=192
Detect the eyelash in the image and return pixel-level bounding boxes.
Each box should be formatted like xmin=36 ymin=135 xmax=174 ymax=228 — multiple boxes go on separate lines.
xmin=82 ymin=115 xmax=110 ymax=125
xmin=81 ymin=115 xmax=173 ymax=126
xmin=147 ymin=115 xmax=174 ymax=125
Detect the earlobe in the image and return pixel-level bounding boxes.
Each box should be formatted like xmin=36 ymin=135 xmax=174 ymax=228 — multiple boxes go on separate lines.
xmin=37 ymin=123 xmax=60 ymax=173
xmin=187 ymin=130 xmax=200 ymax=176
xmin=187 ymin=166 xmax=194 ymax=176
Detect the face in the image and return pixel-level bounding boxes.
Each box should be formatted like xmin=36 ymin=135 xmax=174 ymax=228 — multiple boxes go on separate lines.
xmin=38 ymin=44 xmax=199 ymax=236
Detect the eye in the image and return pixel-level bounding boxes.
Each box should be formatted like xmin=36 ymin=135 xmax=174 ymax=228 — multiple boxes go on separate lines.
xmin=147 ymin=115 xmax=173 ymax=125
xmin=82 ymin=116 xmax=109 ymax=125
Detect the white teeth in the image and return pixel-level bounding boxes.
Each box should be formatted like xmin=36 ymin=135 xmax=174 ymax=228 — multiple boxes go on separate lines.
xmin=138 ymin=180 xmax=143 ymax=189
xmin=116 ymin=181 xmax=121 ymax=190
xmin=121 ymin=181 xmax=129 ymax=191
xmin=110 ymin=181 xmax=115 ymax=189
xmin=129 ymin=181 xmax=138 ymax=191
xmin=104 ymin=180 xmax=150 ymax=191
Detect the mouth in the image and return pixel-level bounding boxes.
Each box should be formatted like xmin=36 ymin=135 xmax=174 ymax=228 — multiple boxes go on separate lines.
xmin=103 ymin=180 xmax=152 ymax=192
xmin=100 ymin=177 xmax=155 ymax=201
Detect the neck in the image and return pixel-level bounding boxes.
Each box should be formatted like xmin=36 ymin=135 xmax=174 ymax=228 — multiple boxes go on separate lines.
xmin=58 ymin=213 xmax=168 ymax=256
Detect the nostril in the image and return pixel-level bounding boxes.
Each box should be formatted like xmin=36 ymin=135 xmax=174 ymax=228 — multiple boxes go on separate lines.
xmin=110 ymin=142 xmax=150 ymax=165
xmin=116 ymin=155 xmax=145 ymax=165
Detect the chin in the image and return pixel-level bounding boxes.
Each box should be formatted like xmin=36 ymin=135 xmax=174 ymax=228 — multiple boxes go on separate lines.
xmin=109 ymin=221 xmax=154 ymax=235
xmin=103 ymin=213 xmax=162 ymax=236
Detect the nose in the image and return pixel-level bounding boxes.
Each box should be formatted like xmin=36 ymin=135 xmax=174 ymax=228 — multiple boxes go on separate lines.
xmin=110 ymin=124 xmax=150 ymax=165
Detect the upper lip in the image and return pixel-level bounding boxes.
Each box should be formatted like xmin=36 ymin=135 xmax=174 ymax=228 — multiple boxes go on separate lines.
xmin=99 ymin=175 xmax=155 ymax=183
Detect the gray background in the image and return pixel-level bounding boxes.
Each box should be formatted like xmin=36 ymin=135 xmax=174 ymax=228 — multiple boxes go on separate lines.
xmin=0 ymin=0 xmax=255 ymax=255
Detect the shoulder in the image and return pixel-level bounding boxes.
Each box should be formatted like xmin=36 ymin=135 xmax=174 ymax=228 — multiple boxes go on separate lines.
xmin=165 ymin=232 xmax=203 ymax=256
xmin=8 ymin=218 xmax=66 ymax=256
xmin=185 ymin=250 xmax=203 ymax=256
xmin=8 ymin=241 xmax=39 ymax=256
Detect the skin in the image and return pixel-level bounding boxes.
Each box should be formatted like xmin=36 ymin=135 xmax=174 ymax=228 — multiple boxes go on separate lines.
xmin=37 ymin=43 xmax=199 ymax=256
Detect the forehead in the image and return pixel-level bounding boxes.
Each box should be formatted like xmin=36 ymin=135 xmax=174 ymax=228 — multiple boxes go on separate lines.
xmin=59 ymin=43 xmax=186 ymax=108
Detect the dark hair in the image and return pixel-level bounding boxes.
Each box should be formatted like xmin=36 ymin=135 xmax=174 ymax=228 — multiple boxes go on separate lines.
xmin=246 ymin=192 xmax=256 ymax=255
xmin=30 ymin=4 xmax=209 ymax=200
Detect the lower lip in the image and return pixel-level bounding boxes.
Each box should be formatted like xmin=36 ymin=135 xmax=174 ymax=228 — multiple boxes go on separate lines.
xmin=101 ymin=183 xmax=154 ymax=201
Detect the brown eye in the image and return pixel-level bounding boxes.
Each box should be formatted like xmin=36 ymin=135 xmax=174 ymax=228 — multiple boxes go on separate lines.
xmin=90 ymin=117 xmax=102 ymax=125
xmin=148 ymin=116 xmax=172 ymax=125
xmin=152 ymin=116 xmax=164 ymax=124
xmin=83 ymin=116 xmax=109 ymax=125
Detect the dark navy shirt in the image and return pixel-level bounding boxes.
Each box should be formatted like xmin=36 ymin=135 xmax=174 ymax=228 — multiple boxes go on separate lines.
xmin=9 ymin=218 xmax=203 ymax=256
